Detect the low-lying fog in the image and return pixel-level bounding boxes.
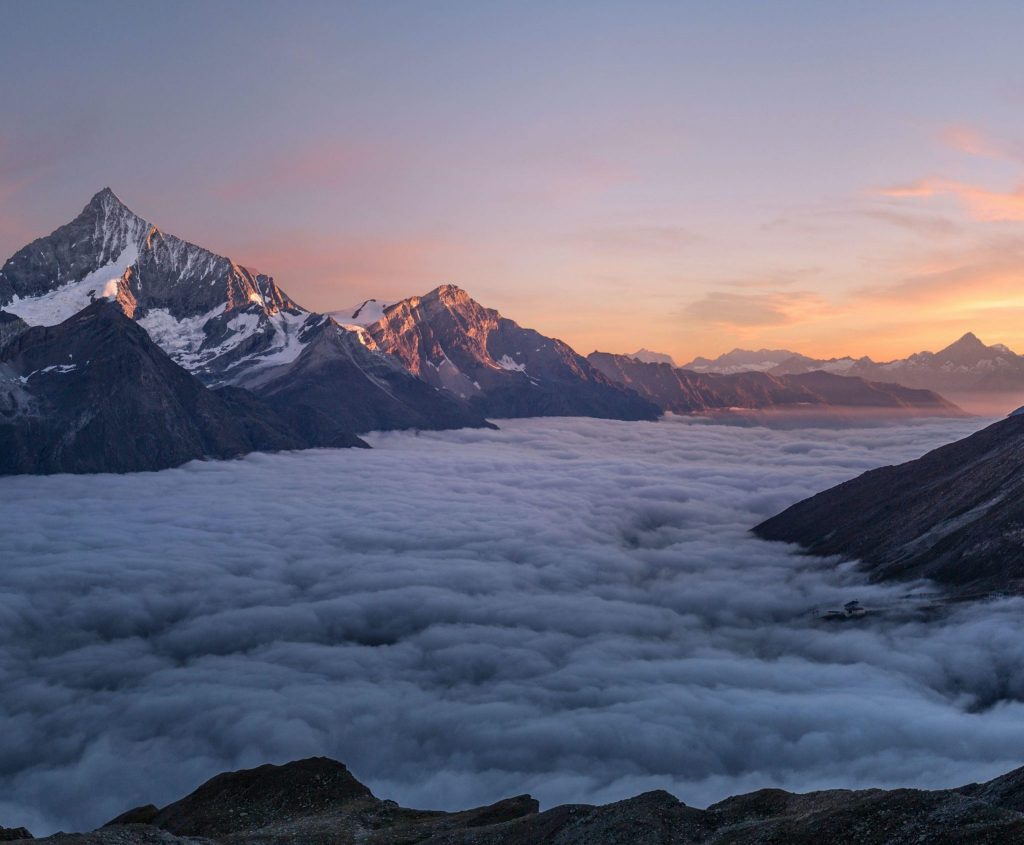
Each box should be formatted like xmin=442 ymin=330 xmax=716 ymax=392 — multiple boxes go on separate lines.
xmin=4 ymin=415 xmax=1023 ymax=834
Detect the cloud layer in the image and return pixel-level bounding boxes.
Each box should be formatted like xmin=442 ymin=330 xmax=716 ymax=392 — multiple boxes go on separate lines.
xmin=2 ymin=415 xmax=1023 ymax=835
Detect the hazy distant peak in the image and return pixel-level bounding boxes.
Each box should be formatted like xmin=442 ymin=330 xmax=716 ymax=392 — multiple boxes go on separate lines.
xmin=630 ymin=348 xmax=677 ymax=366
xmin=681 ymin=348 xmax=799 ymax=374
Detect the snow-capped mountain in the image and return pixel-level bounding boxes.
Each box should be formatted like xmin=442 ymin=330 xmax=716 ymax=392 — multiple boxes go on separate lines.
xmin=0 ymin=188 xmax=314 ymax=384
xmin=0 ymin=189 xmax=490 ymax=436
xmin=366 ymin=285 xmax=660 ymax=420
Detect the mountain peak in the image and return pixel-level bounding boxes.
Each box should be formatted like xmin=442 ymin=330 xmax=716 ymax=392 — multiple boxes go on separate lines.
xmin=429 ymin=283 xmax=471 ymax=303
xmin=937 ymin=331 xmax=990 ymax=360
xmin=86 ymin=186 xmax=133 ymax=214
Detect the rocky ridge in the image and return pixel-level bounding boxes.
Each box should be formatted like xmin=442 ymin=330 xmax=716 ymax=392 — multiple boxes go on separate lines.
xmin=8 ymin=756 xmax=1024 ymax=844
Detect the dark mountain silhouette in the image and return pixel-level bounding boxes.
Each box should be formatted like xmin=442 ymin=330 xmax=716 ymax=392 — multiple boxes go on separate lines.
xmin=7 ymin=756 xmax=1024 ymax=843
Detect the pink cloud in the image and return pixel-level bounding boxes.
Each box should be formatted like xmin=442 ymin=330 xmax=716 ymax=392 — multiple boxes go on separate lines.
xmin=879 ymin=177 xmax=1024 ymax=222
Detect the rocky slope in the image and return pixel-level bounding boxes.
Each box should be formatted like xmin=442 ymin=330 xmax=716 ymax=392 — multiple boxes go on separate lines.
xmin=9 ymin=756 xmax=1024 ymax=844
xmin=0 ymin=190 xmax=489 ymax=435
xmin=366 ymin=285 xmax=660 ymax=421
xmin=754 ymin=412 xmax=1024 ymax=596
xmin=588 ymin=352 xmax=964 ymax=418
xmin=0 ymin=301 xmax=358 ymax=475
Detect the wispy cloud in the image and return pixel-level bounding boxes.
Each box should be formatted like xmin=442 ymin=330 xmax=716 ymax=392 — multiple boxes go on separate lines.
xmin=683 ymin=290 xmax=828 ymax=327
xmin=879 ymin=178 xmax=1024 ymax=222
xmin=938 ymin=123 xmax=1024 ymax=163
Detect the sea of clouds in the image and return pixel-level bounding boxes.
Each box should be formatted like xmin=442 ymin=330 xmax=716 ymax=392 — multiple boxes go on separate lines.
xmin=3 ymin=414 xmax=1024 ymax=834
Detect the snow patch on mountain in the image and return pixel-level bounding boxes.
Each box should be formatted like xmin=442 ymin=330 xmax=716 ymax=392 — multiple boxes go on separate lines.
xmin=333 ymin=298 xmax=393 ymax=328
xmin=5 ymin=240 xmax=139 ymax=326
xmin=497 ymin=354 xmax=527 ymax=372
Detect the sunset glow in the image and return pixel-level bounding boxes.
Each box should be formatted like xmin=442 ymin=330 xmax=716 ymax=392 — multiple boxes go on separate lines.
xmin=4 ymin=1 xmax=1024 ymax=363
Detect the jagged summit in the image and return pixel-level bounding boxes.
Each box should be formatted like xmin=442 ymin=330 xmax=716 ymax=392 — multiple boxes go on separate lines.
xmin=87 ymin=186 xmax=130 ymax=211
xmin=428 ymin=282 xmax=470 ymax=300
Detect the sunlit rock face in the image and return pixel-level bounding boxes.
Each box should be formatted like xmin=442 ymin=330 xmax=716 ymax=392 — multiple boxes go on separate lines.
xmin=367 ymin=284 xmax=661 ymax=421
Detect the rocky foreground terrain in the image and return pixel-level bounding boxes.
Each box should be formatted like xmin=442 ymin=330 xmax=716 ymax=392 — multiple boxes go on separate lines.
xmin=6 ymin=757 xmax=1024 ymax=844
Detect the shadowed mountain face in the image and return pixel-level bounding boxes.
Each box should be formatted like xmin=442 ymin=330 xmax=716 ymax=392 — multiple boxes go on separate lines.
xmin=0 ymin=302 xmax=344 ymax=475
xmin=9 ymin=756 xmax=1024 ymax=844
xmin=0 ymin=312 xmax=28 ymax=349
xmin=367 ymin=285 xmax=661 ymax=421
xmin=754 ymin=413 xmax=1024 ymax=596
xmin=238 ymin=315 xmax=495 ymax=436
xmin=587 ymin=352 xmax=964 ymax=418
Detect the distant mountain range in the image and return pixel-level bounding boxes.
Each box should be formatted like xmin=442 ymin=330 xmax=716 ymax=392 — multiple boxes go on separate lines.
xmin=0 ymin=189 xmax=972 ymax=474
xmin=10 ymin=755 xmax=1024 ymax=844
xmin=589 ymin=352 xmax=963 ymax=419
xmin=682 ymin=335 xmax=1024 ymax=408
